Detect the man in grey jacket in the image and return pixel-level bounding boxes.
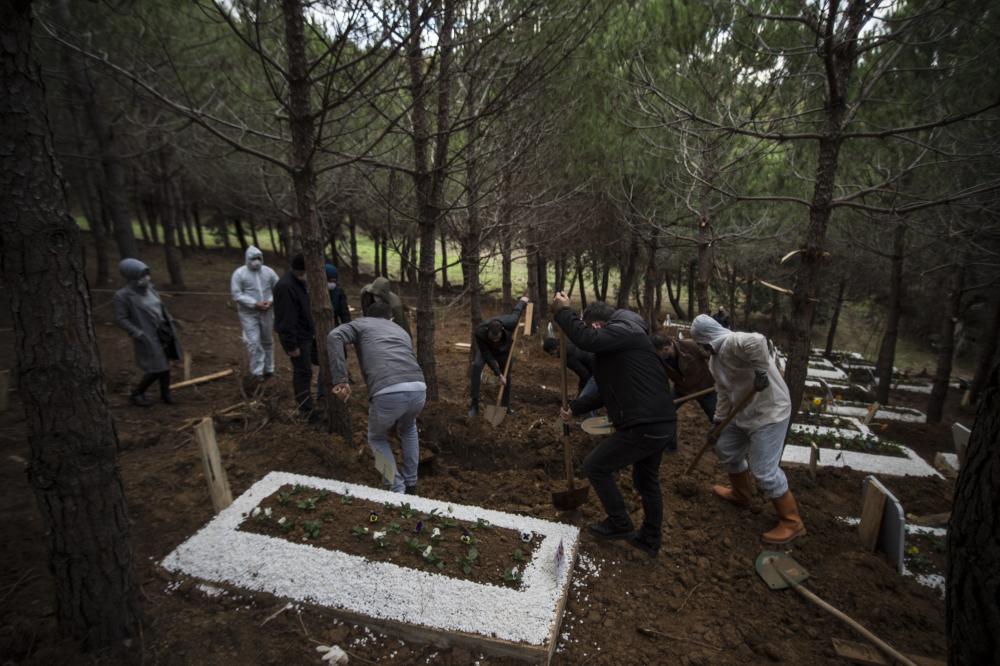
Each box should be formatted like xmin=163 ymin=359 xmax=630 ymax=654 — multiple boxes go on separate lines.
xmin=328 ymin=303 xmax=426 ymax=495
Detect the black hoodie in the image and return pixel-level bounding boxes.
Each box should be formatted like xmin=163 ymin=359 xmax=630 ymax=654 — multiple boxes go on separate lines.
xmin=554 ymin=307 xmax=675 ymax=429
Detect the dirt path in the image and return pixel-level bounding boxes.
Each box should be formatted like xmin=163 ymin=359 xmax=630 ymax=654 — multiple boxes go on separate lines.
xmin=0 ymin=245 xmax=960 ymax=665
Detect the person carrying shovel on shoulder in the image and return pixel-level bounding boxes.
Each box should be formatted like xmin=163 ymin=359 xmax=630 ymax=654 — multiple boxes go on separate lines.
xmin=552 ymin=293 xmax=676 ymax=559
xmin=690 ymin=314 xmax=806 ymax=544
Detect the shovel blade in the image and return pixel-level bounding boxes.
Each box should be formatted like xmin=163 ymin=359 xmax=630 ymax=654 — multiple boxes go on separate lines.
xmin=581 ymin=416 xmax=613 ymax=435
xmin=484 ymin=404 xmax=505 ymax=427
xmin=552 ymin=484 xmax=590 ymax=511
xmin=755 ymin=551 xmax=811 ymax=590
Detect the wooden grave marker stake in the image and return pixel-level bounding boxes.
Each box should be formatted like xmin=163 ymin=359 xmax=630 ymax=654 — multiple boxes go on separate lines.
xmin=194 ymin=418 xmax=233 ymax=513
xmin=184 ymin=354 xmax=192 ymax=383
xmin=809 ymin=443 xmax=819 ymax=481
xmin=862 ymin=401 xmax=880 ymax=426
xmin=858 ymin=482 xmax=888 ymax=552
xmin=0 ymin=370 xmax=8 ymax=412
xmin=523 ymin=302 xmax=534 ymax=335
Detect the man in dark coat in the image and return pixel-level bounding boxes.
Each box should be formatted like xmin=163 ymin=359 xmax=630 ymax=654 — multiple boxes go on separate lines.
xmin=543 ymin=335 xmax=598 ymax=419
xmin=651 ymin=333 xmax=717 ymax=423
xmin=713 ymin=306 xmax=732 ymax=330
xmin=273 ymin=253 xmax=321 ymax=423
xmin=467 ymin=296 xmax=530 ymax=419
xmin=554 ymin=294 xmax=676 ymax=559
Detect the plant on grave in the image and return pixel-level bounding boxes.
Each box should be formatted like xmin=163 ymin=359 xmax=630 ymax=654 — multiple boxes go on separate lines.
xmin=368 ymin=511 xmax=380 ymax=524
xmin=436 ymin=516 xmax=459 ymax=530
xmin=420 ymin=508 xmax=440 ymax=521
xmin=323 ymin=509 xmax=332 ymax=516
xmin=512 ymin=549 xmax=526 ymax=562
xmin=303 ymin=520 xmax=322 ymax=539
xmin=372 ymin=531 xmax=388 ymax=550
xmin=469 ymin=518 xmax=491 ymax=531
xmin=459 ymin=532 xmax=479 ymax=546
xmin=277 ymin=492 xmax=290 ymax=506
xmin=351 ymin=526 xmax=370 ymax=540
xmin=455 ymin=547 xmax=478 ymax=574
xmin=933 ymin=538 xmax=947 ymax=554
xmin=501 ymin=567 xmax=522 ymax=585
xmin=430 ymin=528 xmax=445 ymax=545
xmin=384 ymin=523 xmax=402 ymax=535
xmin=422 ymin=545 xmax=446 ymax=571
xmin=252 ymin=507 xmax=272 ymax=523
xmin=399 ymin=503 xmax=417 ymax=519
xmin=297 ymin=497 xmax=318 ymax=511
xmin=403 ymin=536 xmax=424 ymax=554
xmin=412 ymin=520 xmax=425 ymax=534
xmin=341 ymin=493 xmax=353 ymax=505
xmin=382 ymin=501 xmax=396 ymax=514
xmin=317 ymin=489 xmax=329 ymax=501
xmin=279 ymin=517 xmax=295 ymax=534
xmin=290 ymin=483 xmax=307 ymax=495
xmin=905 ymin=543 xmax=932 ymax=571
xmin=520 ymin=530 xmax=534 ymax=543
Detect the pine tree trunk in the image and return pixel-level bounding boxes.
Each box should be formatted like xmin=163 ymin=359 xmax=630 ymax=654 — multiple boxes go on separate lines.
xmin=687 ymin=260 xmax=696 ymax=321
xmin=927 ymin=249 xmax=967 ymax=422
xmin=537 ymin=249 xmax=548 ymax=309
xmin=67 ymin=110 xmax=109 ymax=285
xmin=769 ymin=289 xmax=780 ymax=340
xmin=132 ymin=169 xmax=151 ymax=246
xmin=968 ymin=299 xmax=1000 ymax=404
xmin=233 ymin=217 xmax=249 ymax=251
xmin=172 ymin=181 xmax=191 ymax=260
xmin=1 ymin=3 xmax=142 ymax=647
xmin=643 ymin=230 xmax=659 ymax=331
xmin=157 ymin=151 xmax=184 ymax=286
xmin=249 ymin=216 xmax=260 ymax=250
xmin=282 ymin=0 xmax=352 ymax=438
xmin=663 ymin=263 xmax=685 ymax=318
xmin=947 ymin=360 xmax=1000 ymax=666
xmin=743 ymin=276 xmax=754 ymax=330
xmin=875 ymin=225 xmax=906 ymax=402
xmin=695 ymin=173 xmax=712 ymax=315
xmin=373 ymin=231 xmax=381 ymax=277
xmin=526 ymin=243 xmax=539 ymax=321
xmin=408 ymin=234 xmax=418 ymax=296
xmin=501 ymin=223 xmax=512 ymax=314
xmin=600 ymin=263 xmax=610 ymax=302
xmin=591 ymin=255 xmax=601 ymax=304
xmin=576 ymin=253 xmax=587 ymax=311
xmin=349 ymin=214 xmax=359 ymax=283
xmin=440 ymin=230 xmax=449 ymax=291
xmin=824 ymin=276 xmax=846 ymax=360
xmin=616 ymin=233 xmax=640 ymax=310
xmin=143 ymin=195 xmax=160 ymax=245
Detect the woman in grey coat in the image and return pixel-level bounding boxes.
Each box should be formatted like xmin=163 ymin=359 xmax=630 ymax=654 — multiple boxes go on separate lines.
xmin=113 ymin=259 xmax=184 ymax=406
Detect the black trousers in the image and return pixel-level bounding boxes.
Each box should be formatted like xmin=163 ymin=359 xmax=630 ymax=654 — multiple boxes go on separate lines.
xmin=290 ymin=339 xmax=314 ymax=413
xmin=470 ymin=350 xmax=513 ymax=407
xmin=135 ymin=370 xmax=170 ymax=396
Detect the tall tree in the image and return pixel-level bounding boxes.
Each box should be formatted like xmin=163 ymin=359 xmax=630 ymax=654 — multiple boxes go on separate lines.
xmin=0 ymin=0 xmax=142 ymax=648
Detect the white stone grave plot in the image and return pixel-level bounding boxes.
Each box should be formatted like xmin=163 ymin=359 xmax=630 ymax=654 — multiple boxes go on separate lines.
xmin=827 ymin=402 xmax=926 ymax=423
xmin=783 ymin=424 xmax=941 ymax=478
xmin=161 ymin=471 xmax=580 ymax=665
xmin=775 ymin=355 xmax=849 ymax=381
xmin=837 ymin=517 xmax=947 ymax=597
xmin=868 ymin=377 xmax=964 ymax=394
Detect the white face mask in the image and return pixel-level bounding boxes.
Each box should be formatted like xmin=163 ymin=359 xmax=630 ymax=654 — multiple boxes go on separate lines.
xmin=249 ymin=259 xmax=262 ymax=269
xmin=327 ymin=281 xmax=338 ymax=290
xmin=294 ymin=272 xmax=307 ymax=282
xmin=136 ymin=276 xmax=151 ymax=287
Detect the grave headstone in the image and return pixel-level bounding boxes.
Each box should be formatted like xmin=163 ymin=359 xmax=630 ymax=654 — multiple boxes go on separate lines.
xmin=952 ymin=423 xmax=970 ymax=464
xmin=860 ymin=476 xmax=905 ymax=574
xmin=818 ymin=378 xmax=835 ymax=404
xmin=867 ymin=368 xmax=878 ymax=388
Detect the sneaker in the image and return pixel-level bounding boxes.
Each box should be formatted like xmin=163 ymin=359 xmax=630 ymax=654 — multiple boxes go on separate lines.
xmin=264 ymin=372 xmax=282 ymax=380
xmin=129 ymin=392 xmax=152 ymax=407
xmin=627 ymin=534 xmax=659 ymax=558
xmin=160 ymin=393 xmax=179 ymax=406
xmin=467 ymin=403 xmax=478 ymax=419
xmin=587 ymin=518 xmax=637 ymax=542
xmin=505 ymin=409 xmax=519 ymax=417
xmin=405 ymin=485 xmax=418 ymax=496
xmin=307 ymin=409 xmax=325 ymax=425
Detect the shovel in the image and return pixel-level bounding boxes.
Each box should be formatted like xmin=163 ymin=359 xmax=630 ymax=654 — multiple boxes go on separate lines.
xmin=755 ymin=552 xmax=917 ymax=666
xmin=483 ymin=307 xmax=525 ymax=427
xmin=552 ymin=324 xmax=590 ymax=511
xmin=581 ymin=387 xmax=722 ymax=436
xmin=682 ymin=388 xmax=756 ymax=476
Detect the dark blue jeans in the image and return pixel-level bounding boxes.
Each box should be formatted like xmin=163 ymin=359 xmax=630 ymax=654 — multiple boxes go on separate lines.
xmin=582 ymin=421 xmax=676 ymax=548
xmin=672 ymin=386 xmax=717 ymax=423
xmin=470 ymin=350 xmax=513 ymax=406
xmin=290 ymin=339 xmax=314 ymax=413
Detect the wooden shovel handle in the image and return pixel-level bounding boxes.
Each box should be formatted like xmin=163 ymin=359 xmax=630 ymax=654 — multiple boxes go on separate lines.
xmin=492 ymin=306 xmax=524 ymax=410
xmin=683 ymin=389 xmax=756 ymax=476
xmin=674 ymin=386 xmax=715 ymax=405
xmin=774 ymin=567 xmax=918 ymax=666
xmin=558 ymin=323 xmax=574 ymax=487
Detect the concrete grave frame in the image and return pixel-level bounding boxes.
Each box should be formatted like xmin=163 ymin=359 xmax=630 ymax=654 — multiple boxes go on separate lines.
xmin=161 ymin=472 xmax=580 ymax=664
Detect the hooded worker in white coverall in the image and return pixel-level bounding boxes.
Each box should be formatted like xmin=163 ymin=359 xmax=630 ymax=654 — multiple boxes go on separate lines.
xmin=690 ymin=314 xmax=806 ymax=544
xmin=231 ymin=246 xmax=280 ymax=380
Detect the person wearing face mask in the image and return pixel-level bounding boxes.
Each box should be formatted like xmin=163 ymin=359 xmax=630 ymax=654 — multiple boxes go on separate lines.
xmin=273 ymin=253 xmax=322 ymax=424
xmin=113 ymin=258 xmax=184 ymax=406
xmin=325 ymin=264 xmax=351 ymax=326
xmin=231 ymin=247 xmax=280 ymax=381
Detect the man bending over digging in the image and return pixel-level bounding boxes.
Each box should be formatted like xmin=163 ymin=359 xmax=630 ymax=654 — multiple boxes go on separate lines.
xmin=552 ymin=293 xmax=676 ymax=559
xmin=689 ymin=314 xmax=806 ymax=544
xmin=327 ymin=302 xmax=426 ymax=495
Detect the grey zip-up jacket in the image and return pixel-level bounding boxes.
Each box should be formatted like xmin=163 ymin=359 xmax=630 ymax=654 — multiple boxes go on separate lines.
xmin=327 ymin=317 xmax=425 ymax=399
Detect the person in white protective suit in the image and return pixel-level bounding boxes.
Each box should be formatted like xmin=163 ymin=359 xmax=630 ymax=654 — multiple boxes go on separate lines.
xmin=690 ymin=314 xmax=806 ymax=545
xmin=231 ymin=246 xmax=280 ymax=380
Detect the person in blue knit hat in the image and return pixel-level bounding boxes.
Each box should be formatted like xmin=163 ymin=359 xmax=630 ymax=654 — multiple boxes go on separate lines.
xmin=325 ymin=264 xmax=351 ymax=326
xmin=113 ymin=259 xmax=184 ymax=406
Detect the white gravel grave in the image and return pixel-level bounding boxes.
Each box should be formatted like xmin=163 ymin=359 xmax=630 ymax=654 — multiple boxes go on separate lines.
xmin=784 ymin=425 xmax=941 ymax=478
xmin=827 ymin=404 xmax=927 ymax=423
xmin=161 ymin=471 xmax=580 ymax=659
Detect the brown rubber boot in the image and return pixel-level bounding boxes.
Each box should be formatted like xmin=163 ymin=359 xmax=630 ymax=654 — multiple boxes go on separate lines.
xmin=712 ymin=472 xmax=752 ymax=508
xmin=762 ymin=491 xmax=807 ymax=544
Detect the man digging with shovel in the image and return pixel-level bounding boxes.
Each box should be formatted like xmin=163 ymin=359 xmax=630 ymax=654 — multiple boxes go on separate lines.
xmin=467 ymin=295 xmax=530 ymax=419
xmin=553 ymin=294 xmax=676 ymax=559
xmin=690 ymin=314 xmax=806 ymax=544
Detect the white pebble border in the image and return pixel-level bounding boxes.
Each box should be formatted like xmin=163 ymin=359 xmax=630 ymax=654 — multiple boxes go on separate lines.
xmin=827 ymin=404 xmax=926 ymax=423
xmin=783 ymin=427 xmax=942 ymax=478
xmin=161 ymin=471 xmax=580 ymax=646
xmin=838 ymin=517 xmax=947 ymax=597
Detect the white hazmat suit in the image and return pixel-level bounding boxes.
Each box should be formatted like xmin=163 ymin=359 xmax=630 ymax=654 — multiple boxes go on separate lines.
xmin=231 ymin=246 xmax=279 ymax=378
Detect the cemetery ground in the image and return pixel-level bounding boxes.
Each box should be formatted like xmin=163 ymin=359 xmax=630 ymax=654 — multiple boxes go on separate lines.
xmin=0 ymin=243 xmax=980 ymax=666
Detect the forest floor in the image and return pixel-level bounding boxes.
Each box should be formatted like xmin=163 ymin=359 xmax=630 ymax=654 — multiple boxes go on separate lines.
xmin=0 ymin=242 xmax=981 ymax=666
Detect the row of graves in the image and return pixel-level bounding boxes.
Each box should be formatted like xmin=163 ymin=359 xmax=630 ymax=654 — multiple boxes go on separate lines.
xmin=773 ymin=345 xmax=968 ymax=602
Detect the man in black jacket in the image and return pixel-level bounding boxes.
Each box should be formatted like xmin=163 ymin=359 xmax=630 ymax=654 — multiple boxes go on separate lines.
xmin=554 ymin=294 xmax=676 ymax=558
xmin=273 ymin=253 xmax=322 ymax=423
xmin=468 ymin=296 xmax=530 ymax=419
xmin=543 ymin=335 xmax=598 ymax=419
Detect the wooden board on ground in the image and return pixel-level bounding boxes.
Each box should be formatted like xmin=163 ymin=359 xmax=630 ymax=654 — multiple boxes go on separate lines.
xmin=184 ymin=354 xmax=192 ymax=382
xmin=932 ymin=452 xmax=958 ymax=478
xmin=861 ymin=476 xmax=905 ymax=573
xmin=831 ymin=638 xmax=946 ymax=666
xmin=170 ymin=368 xmax=234 ymax=390
xmin=809 ymin=443 xmax=819 ymax=481
xmin=194 ymin=418 xmax=233 ymax=513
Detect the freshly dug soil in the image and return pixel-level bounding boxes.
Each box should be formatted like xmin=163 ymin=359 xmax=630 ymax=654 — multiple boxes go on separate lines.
xmin=239 ymin=484 xmax=539 ymax=589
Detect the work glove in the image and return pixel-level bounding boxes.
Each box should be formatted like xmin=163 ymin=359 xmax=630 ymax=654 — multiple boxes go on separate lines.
xmin=753 ymin=371 xmax=770 ymax=392
xmin=707 ymin=422 xmax=722 ymax=445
